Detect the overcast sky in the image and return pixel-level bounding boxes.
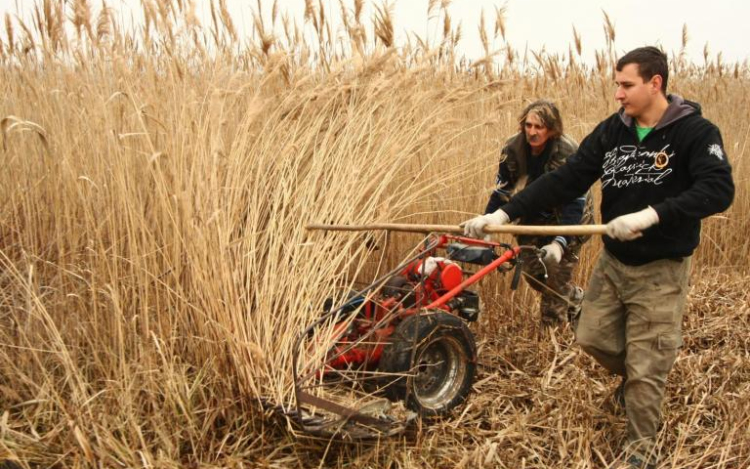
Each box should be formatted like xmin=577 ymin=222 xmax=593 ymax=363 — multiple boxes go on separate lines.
xmin=1 ymin=0 xmax=747 ymax=65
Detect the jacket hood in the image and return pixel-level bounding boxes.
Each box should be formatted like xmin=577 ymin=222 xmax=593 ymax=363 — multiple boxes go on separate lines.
xmin=618 ymin=94 xmax=700 ymax=130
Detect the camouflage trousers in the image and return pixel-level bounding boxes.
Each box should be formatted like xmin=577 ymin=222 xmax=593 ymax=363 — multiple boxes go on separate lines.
xmin=517 ymin=240 xmax=583 ymax=327
xmin=574 ymin=250 xmax=692 ymax=463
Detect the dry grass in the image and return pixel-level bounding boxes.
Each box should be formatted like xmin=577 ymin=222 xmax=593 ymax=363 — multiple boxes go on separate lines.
xmin=0 ymin=1 xmax=748 ymax=467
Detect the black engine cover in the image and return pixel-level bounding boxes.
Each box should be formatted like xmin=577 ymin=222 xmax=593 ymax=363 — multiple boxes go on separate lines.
xmin=446 ymin=243 xmax=498 ymax=266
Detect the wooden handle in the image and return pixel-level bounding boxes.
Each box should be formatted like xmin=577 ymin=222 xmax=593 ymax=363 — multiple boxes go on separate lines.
xmin=305 ymin=223 xmax=607 ymax=236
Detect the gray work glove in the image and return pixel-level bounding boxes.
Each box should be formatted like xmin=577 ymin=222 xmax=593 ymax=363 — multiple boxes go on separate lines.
xmin=606 ymin=207 xmax=659 ymax=241
xmin=541 ymin=240 xmax=564 ymax=264
xmin=462 ymin=209 xmax=510 ymax=239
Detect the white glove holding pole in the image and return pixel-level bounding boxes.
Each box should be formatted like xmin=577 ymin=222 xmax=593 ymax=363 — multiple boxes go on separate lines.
xmin=462 ymin=209 xmax=510 ymax=239
xmin=606 ymin=207 xmax=659 ymax=241
xmin=541 ymin=240 xmax=564 ymax=264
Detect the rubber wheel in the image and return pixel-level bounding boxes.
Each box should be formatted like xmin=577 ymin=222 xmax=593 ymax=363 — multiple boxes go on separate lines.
xmin=377 ymin=311 xmax=476 ymax=417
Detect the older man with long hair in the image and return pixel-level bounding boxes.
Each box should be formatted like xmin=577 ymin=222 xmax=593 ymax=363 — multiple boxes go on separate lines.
xmin=484 ymin=100 xmax=593 ymax=327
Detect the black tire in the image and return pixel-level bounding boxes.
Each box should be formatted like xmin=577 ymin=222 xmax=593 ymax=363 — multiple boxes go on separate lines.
xmin=377 ymin=311 xmax=476 ymax=417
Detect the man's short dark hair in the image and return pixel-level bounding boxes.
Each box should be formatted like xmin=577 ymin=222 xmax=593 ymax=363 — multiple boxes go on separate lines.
xmin=518 ymin=100 xmax=563 ymax=138
xmin=616 ymin=46 xmax=669 ymax=94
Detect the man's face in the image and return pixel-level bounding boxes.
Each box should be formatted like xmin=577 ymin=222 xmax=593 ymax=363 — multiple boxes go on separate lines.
xmin=614 ymin=63 xmax=661 ymax=119
xmin=523 ymin=112 xmax=551 ymax=153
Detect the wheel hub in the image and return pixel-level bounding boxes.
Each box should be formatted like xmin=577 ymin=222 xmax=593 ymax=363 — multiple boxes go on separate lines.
xmin=413 ymin=336 xmax=467 ymax=410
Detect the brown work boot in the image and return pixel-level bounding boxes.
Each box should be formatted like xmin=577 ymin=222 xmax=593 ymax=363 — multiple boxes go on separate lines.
xmin=621 ymin=443 xmax=660 ymax=469
xmin=625 ymin=454 xmax=657 ymax=469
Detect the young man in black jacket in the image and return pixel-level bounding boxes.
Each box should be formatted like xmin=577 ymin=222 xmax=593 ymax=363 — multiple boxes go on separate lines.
xmin=464 ymin=47 xmax=734 ymax=468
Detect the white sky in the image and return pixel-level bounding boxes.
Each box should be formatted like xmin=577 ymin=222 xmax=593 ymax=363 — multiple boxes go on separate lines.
xmin=1 ymin=0 xmax=747 ymax=65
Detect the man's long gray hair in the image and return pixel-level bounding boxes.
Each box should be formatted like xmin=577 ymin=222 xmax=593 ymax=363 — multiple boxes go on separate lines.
xmin=517 ymin=100 xmax=563 ymax=138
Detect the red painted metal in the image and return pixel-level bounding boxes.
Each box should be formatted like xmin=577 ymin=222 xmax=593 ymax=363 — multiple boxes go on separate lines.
xmin=320 ymin=235 xmax=520 ymax=374
xmin=425 ymin=247 xmax=519 ymax=310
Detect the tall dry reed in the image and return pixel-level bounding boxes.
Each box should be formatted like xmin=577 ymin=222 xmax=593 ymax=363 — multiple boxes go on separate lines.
xmin=0 ymin=1 xmax=747 ymax=467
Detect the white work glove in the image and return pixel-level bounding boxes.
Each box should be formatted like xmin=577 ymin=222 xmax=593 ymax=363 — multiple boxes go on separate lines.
xmin=606 ymin=207 xmax=659 ymax=241
xmin=462 ymin=209 xmax=510 ymax=239
xmin=541 ymin=241 xmax=564 ymax=265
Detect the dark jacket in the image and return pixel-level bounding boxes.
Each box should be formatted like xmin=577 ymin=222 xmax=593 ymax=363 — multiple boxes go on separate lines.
xmin=501 ymin=95 xmax=735 ymax=266
xmin=485 ymin=133 xmax=594 ymax=251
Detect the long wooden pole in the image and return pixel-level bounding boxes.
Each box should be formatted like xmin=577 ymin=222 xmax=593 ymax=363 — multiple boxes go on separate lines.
xmin=305 ymin=223 xmax=607 ymax=236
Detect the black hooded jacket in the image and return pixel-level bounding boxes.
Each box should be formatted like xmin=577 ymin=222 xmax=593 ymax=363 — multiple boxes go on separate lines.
xmin=499 ymin=95 xmax=735 ymax=266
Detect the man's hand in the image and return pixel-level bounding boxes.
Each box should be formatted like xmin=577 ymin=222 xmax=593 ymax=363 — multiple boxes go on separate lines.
xmin=541 ymin=241 xmax=564 ymax=264
xmin=462 ymin=210 xmax=510 ymax=239
xmin=606 ymin=207 xmax=659 ymax=241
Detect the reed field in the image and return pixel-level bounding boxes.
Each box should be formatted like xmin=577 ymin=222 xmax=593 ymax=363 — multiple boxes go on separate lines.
xmin=0 ymin=1 xmax=748 ymax=467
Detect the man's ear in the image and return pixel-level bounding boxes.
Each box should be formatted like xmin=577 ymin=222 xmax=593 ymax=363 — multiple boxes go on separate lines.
xmin=650 ymin=74 xmax=663 ymax=94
